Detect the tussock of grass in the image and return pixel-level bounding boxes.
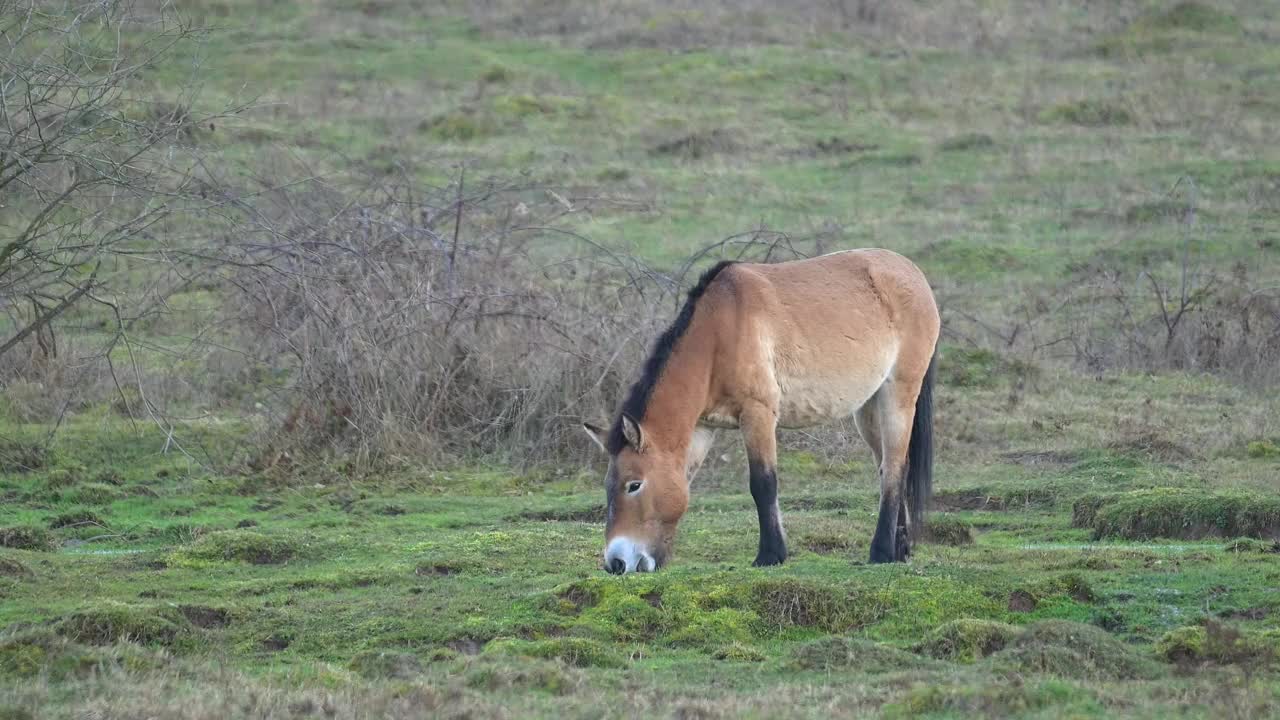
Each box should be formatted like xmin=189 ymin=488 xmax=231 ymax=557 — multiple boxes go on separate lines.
xmin=0 ymin=557 xmax=32 ymax=578
xmin=1081 ymin=489 xmax=1280 ymax=540
xmin=751 ymin=578 xmax=881 ymax=632
xmin=914 ymin=619 xmax=1020 ymax=662
xmin=1041 ymin=99 xmax=1133 ymax=127
xmin=1 ymin=630 xmax=169 ymax=680
xmin=712 ymin=641 xmax=766 ymax=662
xmin=888 ymin=679 xmax=1100 ymax=718
xmin=923 ymin=514 xmax=974 ymax=546
xmin=168 ymin=530 xmax=300 ymax=565
xmin=485 ymin=637 xmax=624 ymax=668
xmin=0 ymin=527 xmax=53 ymax=551
xmin=47 ymin=510 xmax=104 ymax=530
xmin=349 ymin=650 xmax=423 ymax=679
xmin=1157 ymin=621 xmax=1277 ymax=668
xmin=55 ymin=603 xmax=191 ymax=647
xmin=938 ymin=133 xmax=995 ymax=152
xmin=1222 ymin=537 xmax=1280 ymax=554
xmin=990 ymin=621 xmax=1159 ymax=681
xmin=792 ymin=637 xmax=939 ymax=672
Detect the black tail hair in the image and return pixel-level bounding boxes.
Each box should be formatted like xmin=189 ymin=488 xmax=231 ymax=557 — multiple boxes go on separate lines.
xmin=906 ymin=349 xmax=936 ymax=541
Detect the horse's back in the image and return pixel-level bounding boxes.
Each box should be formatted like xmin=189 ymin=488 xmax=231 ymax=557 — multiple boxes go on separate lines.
xmin=703 ymin=249 xmax=939 ymax=428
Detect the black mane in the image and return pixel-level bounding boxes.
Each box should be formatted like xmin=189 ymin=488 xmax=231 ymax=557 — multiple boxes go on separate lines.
xmin=607 ymin=260 xmax=737 ymax=454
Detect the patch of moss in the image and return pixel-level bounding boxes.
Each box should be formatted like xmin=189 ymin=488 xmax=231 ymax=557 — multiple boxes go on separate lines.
xmin=56 ymin=603 xmax=191 ymax=647
xmin=348 ymin=650 xmax=423 ymax=679
xmin=168 ymin=530 xmax=300 ymax=566
xmin=792 ymin=637 xmax=940 ymax=672
xmin=1087 ymin=489 xmax=1280 ymax=540
xmin=914 ymin=619 xmax=1021 ymax=662
xmin=485 ymin=637 xmax=625 ymax=669
xmin=0 ymin=526 xmax=54 ymax=551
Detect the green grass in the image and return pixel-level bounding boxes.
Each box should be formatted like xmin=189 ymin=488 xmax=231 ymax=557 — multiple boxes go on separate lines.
xmin=4 ymin=0 xmax=1280 ymax=716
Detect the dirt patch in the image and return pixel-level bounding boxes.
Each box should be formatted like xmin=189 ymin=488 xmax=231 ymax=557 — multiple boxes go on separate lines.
xmin=1008 ymin=590 xmax=1038 ymax=613
xmin=375 ymin=504 xmax=407 ymax=516
xmin=810 ymin=137 xmax=878 ymax=156
xmin=235 ymin=519 xmax=259 ymax=529
xmin=179 ymin=605 xmax=230 ymax=629
xmin=642 ymin=591 xmax=662 ymax=608
xmin=932 ymin=493 xmax=1009 ymax=512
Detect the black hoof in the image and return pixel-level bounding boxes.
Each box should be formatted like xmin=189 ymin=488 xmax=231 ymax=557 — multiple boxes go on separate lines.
xmin=753 ymin=549 xmax=787 ymax=567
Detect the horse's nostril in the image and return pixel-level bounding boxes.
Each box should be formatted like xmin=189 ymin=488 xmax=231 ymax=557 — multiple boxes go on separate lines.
xmin=607 ymin=557 xmax=626 ymax=575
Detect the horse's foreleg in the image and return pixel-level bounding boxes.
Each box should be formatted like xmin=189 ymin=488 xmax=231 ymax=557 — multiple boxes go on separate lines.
xmin=742 ymin=402 xmax=786 ymax=567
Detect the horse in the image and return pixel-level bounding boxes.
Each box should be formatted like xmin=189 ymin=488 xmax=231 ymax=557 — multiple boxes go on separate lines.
xmin=582 ymin=249 xmax=939 ymax=573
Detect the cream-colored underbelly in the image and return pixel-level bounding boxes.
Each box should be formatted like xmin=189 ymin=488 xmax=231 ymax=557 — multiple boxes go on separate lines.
xmin=775 ymin=367 xmax=889 ymax=428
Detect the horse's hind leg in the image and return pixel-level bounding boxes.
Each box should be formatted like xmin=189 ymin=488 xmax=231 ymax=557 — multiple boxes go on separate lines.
xmin=856 ymin=394 xmax=906 ymax=561
xmin=867 ymin=380 xmax=920 ymax=564
xmin=741 ymin=401 xmax=786 ymax=566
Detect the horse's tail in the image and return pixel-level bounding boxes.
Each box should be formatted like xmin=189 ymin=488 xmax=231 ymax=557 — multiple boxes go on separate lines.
xmin=906 ymin=349 xmax=936 ymax=542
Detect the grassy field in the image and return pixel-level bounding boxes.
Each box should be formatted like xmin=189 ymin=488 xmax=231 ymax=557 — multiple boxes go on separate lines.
xmin=3 ymin=0 xmax=1280 ymax=717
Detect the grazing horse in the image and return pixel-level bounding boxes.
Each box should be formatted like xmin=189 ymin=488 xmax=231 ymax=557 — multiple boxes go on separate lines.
xmin=583 ymin=249 xmax=939 ymax=572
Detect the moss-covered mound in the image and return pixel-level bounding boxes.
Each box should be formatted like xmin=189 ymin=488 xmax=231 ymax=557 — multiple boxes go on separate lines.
xmin=988 ymin=621 xmax=1160 ymax=681
xmin=1157 ymin=621 xmax=1278 ymax=668
xmin=922 ymin=514 xmax=974 ymax=546
xmin=55 ymin=603 xmax=192 ymax=647
xmin=914 ymin=619 xmax=1021 ymax=662
xmin=1074 ymin=489 xmax=1280 ymax=540
xmin=168 ymin=530 xmax=301 ymax=565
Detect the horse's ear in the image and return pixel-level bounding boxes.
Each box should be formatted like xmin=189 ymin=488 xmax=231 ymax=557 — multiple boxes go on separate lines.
xmin=621 ymin=413 xmax=646 ymax=452
xmin=582 ymin=421 xmax=608 ymax=453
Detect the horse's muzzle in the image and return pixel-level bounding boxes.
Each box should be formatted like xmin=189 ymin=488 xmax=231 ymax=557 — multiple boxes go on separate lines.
xmin=603 ymin=536 xmax=656 ymax=574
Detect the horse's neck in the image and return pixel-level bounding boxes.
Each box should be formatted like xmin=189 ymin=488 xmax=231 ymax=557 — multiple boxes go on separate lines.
xmin=643 ymin=330 xmax=714 ymax=454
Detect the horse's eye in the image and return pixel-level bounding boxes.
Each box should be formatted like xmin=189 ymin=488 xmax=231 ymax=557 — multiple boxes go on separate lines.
xmin=626 ymin=481 xmax=643 ymax=494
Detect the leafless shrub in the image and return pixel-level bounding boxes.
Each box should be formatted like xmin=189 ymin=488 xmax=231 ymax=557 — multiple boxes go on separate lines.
xmin=0 ymin=0 xmax=246 ymax=425
xmin=216 ymin=167 xmax=817 ymax=469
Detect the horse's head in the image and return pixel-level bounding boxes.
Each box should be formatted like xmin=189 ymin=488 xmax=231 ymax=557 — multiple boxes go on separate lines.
xmin=583 ymin=415 xmax=712 ymax=574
